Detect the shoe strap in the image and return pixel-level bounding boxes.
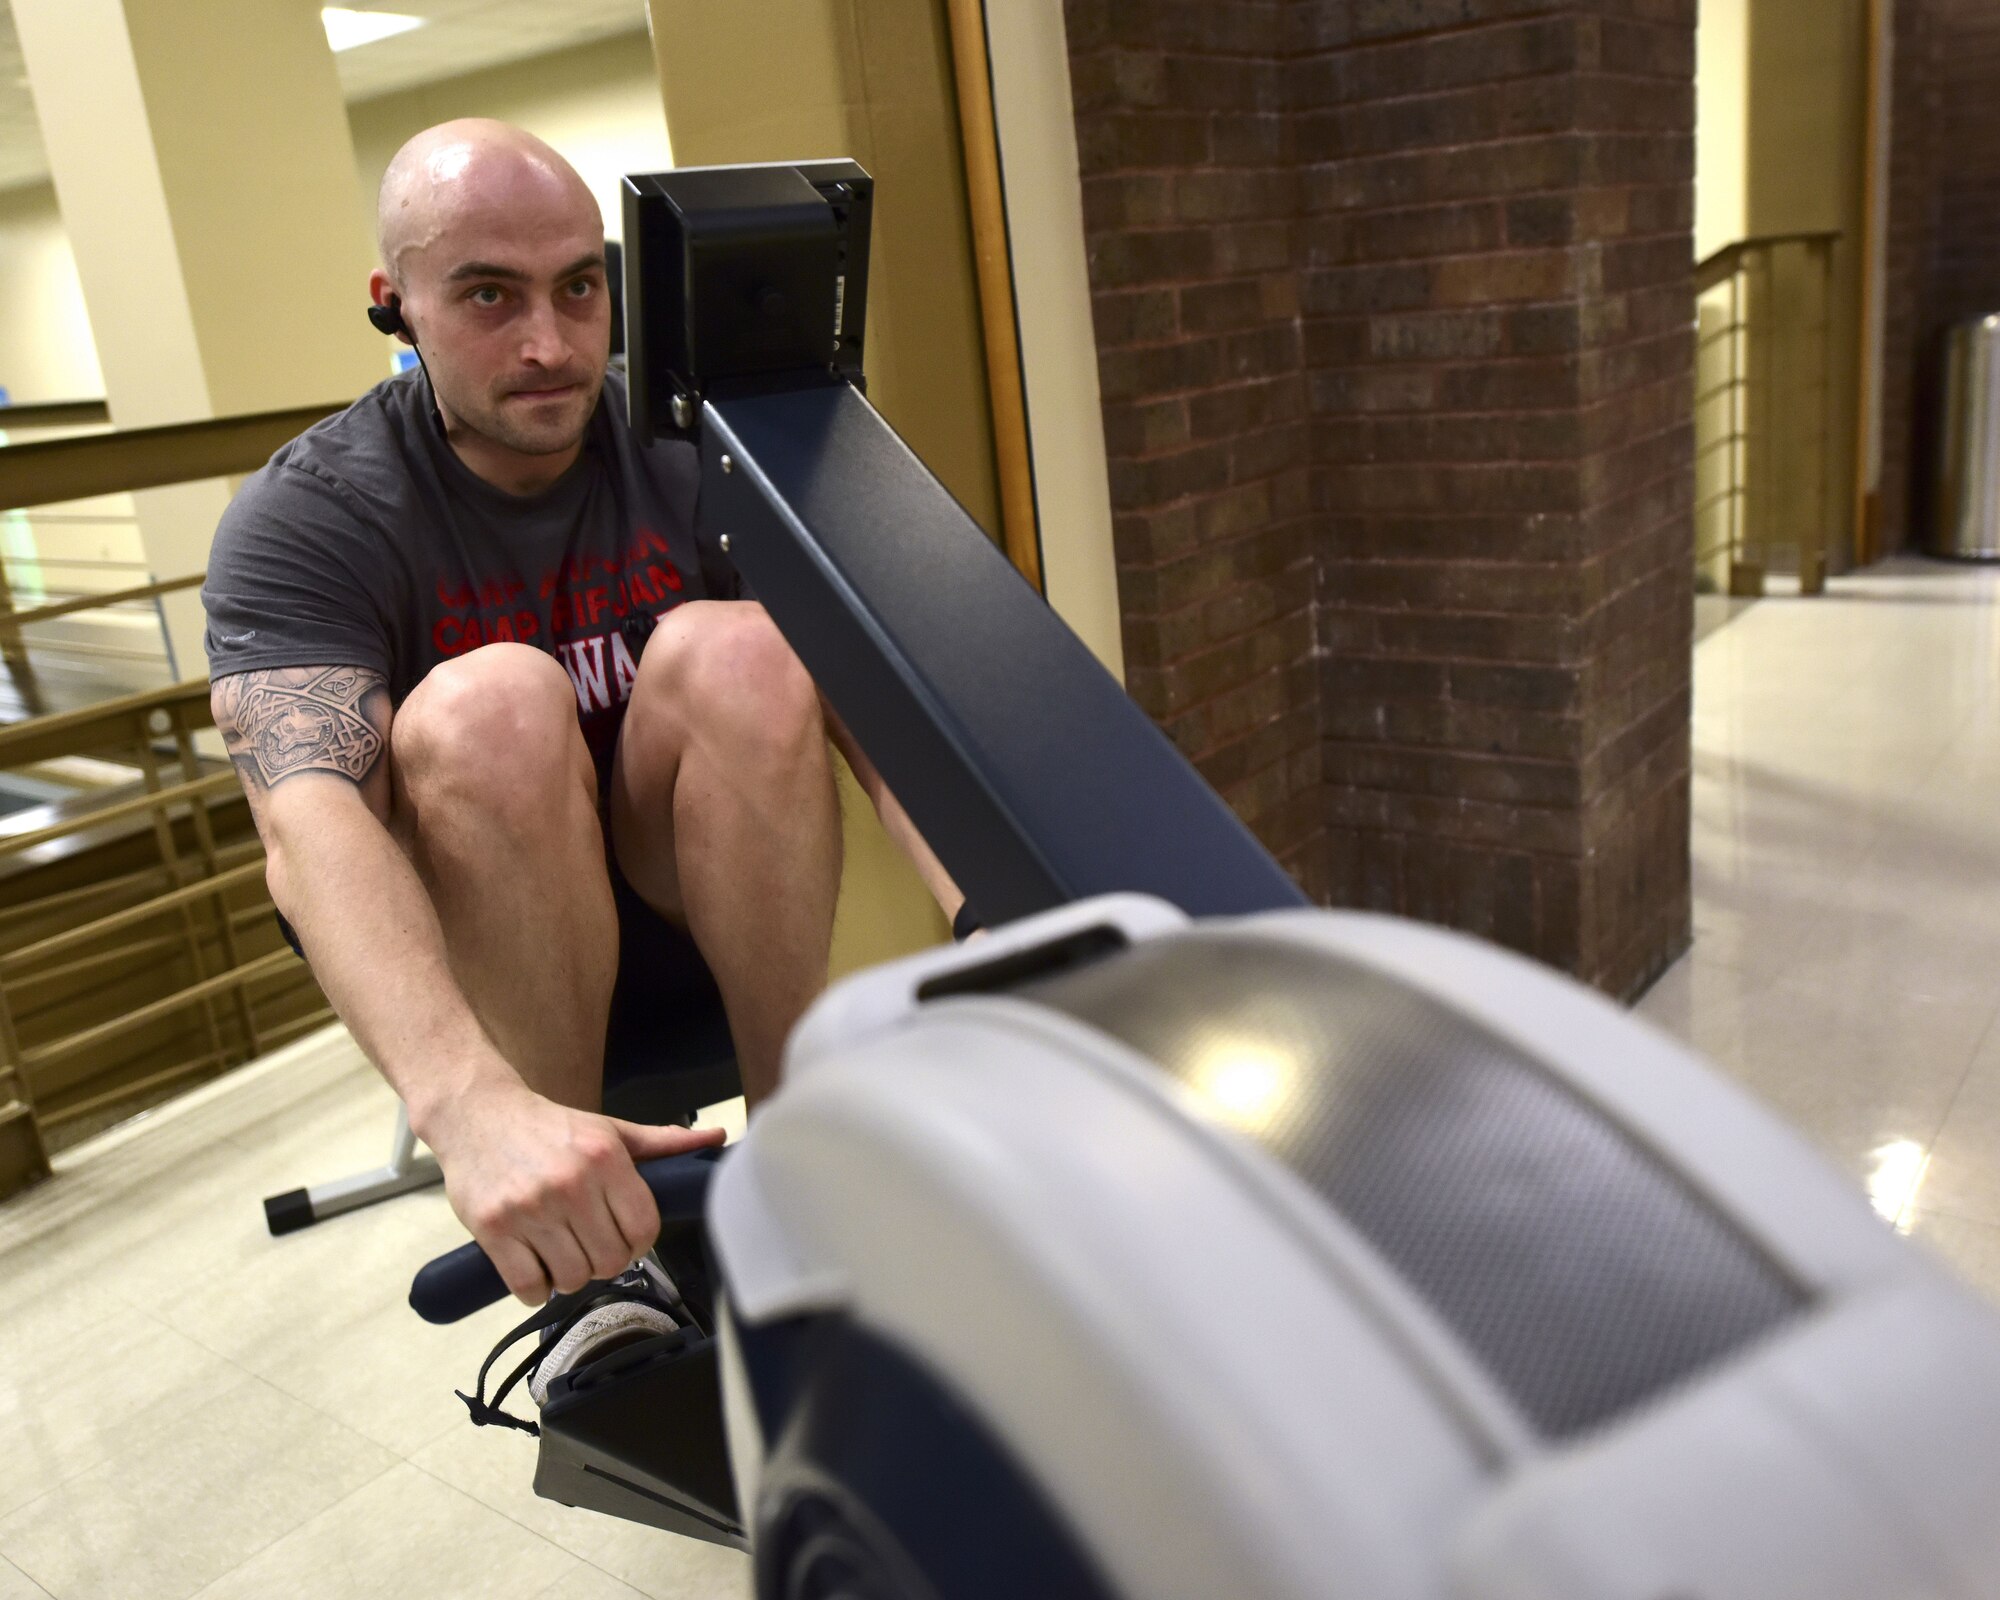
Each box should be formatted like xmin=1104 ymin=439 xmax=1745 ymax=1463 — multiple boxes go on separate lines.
xmin=457 ymin=1282 xmax=665 ymax=1436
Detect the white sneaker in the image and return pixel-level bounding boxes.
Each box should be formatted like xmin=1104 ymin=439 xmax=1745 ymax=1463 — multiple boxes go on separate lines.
xmin=529 ymin=1295 xmax=680 ymax=1406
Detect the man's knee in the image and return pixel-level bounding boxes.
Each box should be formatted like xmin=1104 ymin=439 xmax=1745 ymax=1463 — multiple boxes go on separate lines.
xmin=628 ymin=602 xmax=821 ymax=766
xmin=394 ymin=643 xmax=593 ymax=811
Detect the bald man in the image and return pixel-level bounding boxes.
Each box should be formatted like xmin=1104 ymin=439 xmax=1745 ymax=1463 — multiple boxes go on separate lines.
xmin=202 ymin=121 xmax=959 ymax=1308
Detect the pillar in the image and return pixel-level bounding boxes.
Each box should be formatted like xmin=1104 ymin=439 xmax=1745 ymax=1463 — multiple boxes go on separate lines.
xmin=14 ymin=0 xmax=386 ymax=675
xmin=1066 ymin=1 xmax=1699 ymax=995
xmin=1300 ymin=5 xmax=1699 ymax=996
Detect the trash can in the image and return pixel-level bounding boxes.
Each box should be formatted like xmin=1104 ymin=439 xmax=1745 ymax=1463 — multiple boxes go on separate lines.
xmin=1933 ymin=313 xmax=2000 ymax=559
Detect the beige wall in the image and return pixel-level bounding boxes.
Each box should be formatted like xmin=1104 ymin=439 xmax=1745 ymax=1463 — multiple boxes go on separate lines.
xmin=0 ymin=184 xmax=102 ymax=404
xmin=984 ymin=0 xmax=1124 ymax=680
xmin=348 ymin=31 xmax=671 ymax=252
xmin=0 ymin=30 xmax=673 ymax=412
xmin=648 ymin=0 xmax=1002 ymax=542
xmin=15 ymin=0 xmax=389 ymax=670
xmin=1697 ymin=0 xmax=1750 ymax=262
xmin=647 ymin=0 xmax=1002 ymax=969
xmin=1695 ymin=0 xmax=1873 ymax=568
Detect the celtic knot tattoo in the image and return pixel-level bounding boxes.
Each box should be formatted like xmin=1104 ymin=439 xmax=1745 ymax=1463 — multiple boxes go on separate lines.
xmin=215 ymin=665 xmax=388 ymax=791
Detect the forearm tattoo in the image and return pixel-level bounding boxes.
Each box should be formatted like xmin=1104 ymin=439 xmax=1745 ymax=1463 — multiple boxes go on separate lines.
xmin=214 ymin=665 xmax=389 ymax=792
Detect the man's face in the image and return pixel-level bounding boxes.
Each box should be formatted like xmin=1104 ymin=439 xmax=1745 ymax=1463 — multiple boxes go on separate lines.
xmin=396 ymin=175 xmax=611 ymax=462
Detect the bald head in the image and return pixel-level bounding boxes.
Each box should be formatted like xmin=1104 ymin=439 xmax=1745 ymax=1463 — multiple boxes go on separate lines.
xmin=367 ymin=119 xmax=614 ymax=488
xmin=377 ymin=119 xmax=599 ymax=278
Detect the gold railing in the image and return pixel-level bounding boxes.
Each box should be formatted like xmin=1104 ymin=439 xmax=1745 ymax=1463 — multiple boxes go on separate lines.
xmin=0 ymin=677 xmax=330 ymax=1198
xmin=0 ymin=399 xmax=111 ymax=431
xmin=0 ymin=402 xmax=349 ymax=1198
xmin=0 ymin=400 xmax=342 ymax=510
xmin=1694 ymin=232 xmax=1840 ymax=597
xmin=0 ymin=400 xmax=345 ymax=721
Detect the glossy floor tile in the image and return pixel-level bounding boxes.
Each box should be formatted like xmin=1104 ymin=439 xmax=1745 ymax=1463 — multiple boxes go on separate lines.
xmin=187 ymin=1464 xmax=580 ymax=1600
xmin=5 ymin=555 xmax=2000 ymax=1597
xmin=0 ymin=1033 xmax=751 ymax=1600
xmin=0 ymin=1555 xmax=51 ymax=1600
xmin=1639 ymin=557 xmax=2000 ymax=1303
xmin=0 ymin=1377 xmax=395 ymax=1600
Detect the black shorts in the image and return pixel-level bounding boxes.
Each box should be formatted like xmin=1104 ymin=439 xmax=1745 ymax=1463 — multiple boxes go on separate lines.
xmin=274 ymin=853 xmax=735 ymax=1106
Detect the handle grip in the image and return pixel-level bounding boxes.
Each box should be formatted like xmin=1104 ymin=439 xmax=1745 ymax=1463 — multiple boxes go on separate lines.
xmin=408 ymin=1147 xmax=723 ymax=1325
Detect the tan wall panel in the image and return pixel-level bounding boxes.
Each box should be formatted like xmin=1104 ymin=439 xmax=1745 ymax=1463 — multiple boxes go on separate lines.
xmin=1747 ymin=0 xmax=1869 ymax=570
xmin=347 ymin=32 xmax=673 ymax=254
xmin=115 ymin=0 xmax=383 ymax=421
xmin=0 ymin=184 xmax=104 ymax=404
xmin=646 ymin=0 xmax=1003 ymax=970
xmin=983 ymin=0 xmax=1124 ymax=679
xmin=647 ymin=0 xmax=1001 ymax=539
xmin=15 ymin=0 xmax=385 ymax=663
xmin=15 ymin=0 xmax=213 ymax=430
xmin=1697 ymin=0 xmax=1750 ymax=262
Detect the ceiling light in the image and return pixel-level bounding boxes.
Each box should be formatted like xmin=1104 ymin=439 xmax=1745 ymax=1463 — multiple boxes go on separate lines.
xmin=321 ymin=7 xmax=426 ymax=53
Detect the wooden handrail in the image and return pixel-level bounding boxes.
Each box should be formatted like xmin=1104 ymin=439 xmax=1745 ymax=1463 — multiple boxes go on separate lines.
xmin=0 ymin=675 xmax=301 ymax=1199
xmin=0 ymin=676 xmax=212 ymax=766
xmin=0 ymin=400 xmax=348 ymax=512
xmin=5 ymin=573 xmax=204 ymax=629
xmin=1696 ymin=230 xmax=1841 ymax=294
xmin=19 ymin=946 xmax=299 ymax=1071
xmin=0 ymin=859 xmax=267 ymax=976
xmin=0 ymin=400 xmax=111 ymax=430
xmin=0 ymin=770 xmax=240 ymax=859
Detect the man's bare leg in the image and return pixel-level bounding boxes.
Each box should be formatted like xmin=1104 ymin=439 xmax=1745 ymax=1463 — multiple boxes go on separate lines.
xmin=391 ymin=643 xmax=619 ymax=1111
xmin=610 ymin=602 xmax=842 ymax=1104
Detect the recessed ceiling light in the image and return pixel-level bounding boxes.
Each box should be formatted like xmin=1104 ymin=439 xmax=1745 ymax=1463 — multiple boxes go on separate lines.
xmin=321 ymin=7 xmax=426 ymax=53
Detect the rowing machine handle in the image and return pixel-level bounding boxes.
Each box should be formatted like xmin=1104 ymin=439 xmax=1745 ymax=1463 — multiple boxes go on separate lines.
xmin=408 ymin=1147 xmax=724 ymax=1325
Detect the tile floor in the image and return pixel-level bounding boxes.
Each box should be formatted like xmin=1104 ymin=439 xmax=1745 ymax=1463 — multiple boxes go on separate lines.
xmin=1 ymin=554 xmax=1998 ymax=1596
xmin=1639 ymin=557 xmax=2000 ymax=1296
xmin=0 ymin=1036 xmax=750 ymax=1600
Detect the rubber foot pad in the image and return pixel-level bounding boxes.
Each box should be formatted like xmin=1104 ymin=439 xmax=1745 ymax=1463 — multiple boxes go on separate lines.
xmin=264 ymin=1188 xmax=316 ymax=1236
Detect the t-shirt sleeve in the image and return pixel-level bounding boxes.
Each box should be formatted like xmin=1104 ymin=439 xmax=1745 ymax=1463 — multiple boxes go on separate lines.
xmin=202 ymin=461 xmax=398 ymax=684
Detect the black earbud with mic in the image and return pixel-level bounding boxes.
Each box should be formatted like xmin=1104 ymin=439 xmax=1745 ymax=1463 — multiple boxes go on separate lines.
xmin=366 ymin=292 xmax=444 ymax=425
xmin=367 ymin=296 xmax=408 ymax=338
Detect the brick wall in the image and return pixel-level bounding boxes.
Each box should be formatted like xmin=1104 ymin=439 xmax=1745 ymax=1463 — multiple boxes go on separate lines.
xmin=1299 ymin=6 xmax=1694 ymax=995
xmin=1880 ymin=0 xmax=2000 ymax=549
xmin=1065 ymin=3 xmax=1327 ymax=898
xmin=1064 ymin=0 xmax=1696 ymax=995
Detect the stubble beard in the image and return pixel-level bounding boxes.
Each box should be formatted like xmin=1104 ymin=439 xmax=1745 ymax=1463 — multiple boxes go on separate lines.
xmin=476 ymin=371 xmax=604 ymax=457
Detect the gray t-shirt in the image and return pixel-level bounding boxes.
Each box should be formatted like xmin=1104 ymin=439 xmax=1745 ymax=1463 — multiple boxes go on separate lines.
xmin=202 ymin=367 xmax=741 ymax=778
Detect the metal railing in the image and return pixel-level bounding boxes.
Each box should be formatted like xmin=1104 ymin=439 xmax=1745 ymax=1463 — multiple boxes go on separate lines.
xmin=0 ymin=401 xmax=345 ymax=722
xmin=1694 ymin=232 xmax=1840 ymax=597
xmin=0 ymin=401 xmax=350 ymax=1198
xmin=0 ymin=678 xmax=330 ymax=1197
xmin=0 ymin=399 xmax=111 ymax=432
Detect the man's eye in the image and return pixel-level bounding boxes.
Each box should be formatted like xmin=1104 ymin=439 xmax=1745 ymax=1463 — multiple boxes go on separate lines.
xmin=566 ymin=278 xmax=595 ymax=299
xmin=470 ymin=286 xmax=503 ymax=306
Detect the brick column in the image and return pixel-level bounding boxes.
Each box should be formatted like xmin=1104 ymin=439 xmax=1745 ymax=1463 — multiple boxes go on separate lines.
xmin=1064 ymin=3 xmax=1327 ymax=899
xmin=1880 ymin=0 xmax=2000 ymax=551
xmin=1064 ymin=2 xmax=1696 ymax=995
xmin=1301 ymin=6 xmax=1696 ymax=995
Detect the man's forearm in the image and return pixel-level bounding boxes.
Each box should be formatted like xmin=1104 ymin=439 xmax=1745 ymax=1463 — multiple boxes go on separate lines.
xmin=212 ymin=665 xmax=517 ymax=1136
xmin=270 ymin=803 xmax=519 ymax=1136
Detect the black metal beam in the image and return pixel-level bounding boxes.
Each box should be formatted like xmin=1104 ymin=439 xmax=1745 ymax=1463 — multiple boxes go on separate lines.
xmin=701 ymin=381 xmax=1307 ymax=925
